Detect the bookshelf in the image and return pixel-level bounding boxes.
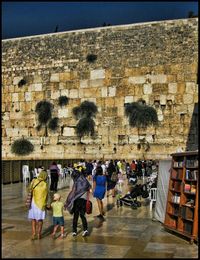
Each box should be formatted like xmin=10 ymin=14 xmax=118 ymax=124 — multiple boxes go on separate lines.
xmin=164 ymin=151 xmax=198 ymax=244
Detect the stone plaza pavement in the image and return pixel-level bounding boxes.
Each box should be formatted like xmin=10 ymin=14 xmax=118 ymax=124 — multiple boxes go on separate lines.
xmin=2 ymin=177 xmax=198 ymax=258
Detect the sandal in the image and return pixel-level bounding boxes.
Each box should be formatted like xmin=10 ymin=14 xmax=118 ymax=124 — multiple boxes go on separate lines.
xmin=31 ymin=234 xmax=37 ymax=240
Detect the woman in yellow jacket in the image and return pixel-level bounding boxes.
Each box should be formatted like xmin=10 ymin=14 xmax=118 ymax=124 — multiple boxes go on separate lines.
xmin=28 ymin=170 xmax=48 ymax=240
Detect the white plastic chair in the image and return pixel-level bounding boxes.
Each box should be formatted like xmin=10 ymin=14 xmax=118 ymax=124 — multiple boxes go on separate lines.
xmin=22 ymin=165 xmax=30 ymax=184
xmin=149 ymin=188 xmax=157 ymax=211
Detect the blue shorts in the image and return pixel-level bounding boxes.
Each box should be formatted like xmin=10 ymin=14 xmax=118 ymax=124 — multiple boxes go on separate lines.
xmin=53 ymin=216 xmax=64 ymax=226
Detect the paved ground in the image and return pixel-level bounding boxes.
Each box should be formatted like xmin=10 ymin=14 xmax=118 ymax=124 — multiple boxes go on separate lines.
xmin=2 ymin=177 xmax=198 ymax=258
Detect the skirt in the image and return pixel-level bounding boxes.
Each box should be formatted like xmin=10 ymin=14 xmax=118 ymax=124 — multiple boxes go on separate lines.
xmin=28 ymin=199 xmax=46 ymax=221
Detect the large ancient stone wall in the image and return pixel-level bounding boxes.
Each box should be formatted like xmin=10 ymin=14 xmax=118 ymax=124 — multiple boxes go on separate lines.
xmin=2 ymin=18 xmax=198 ymax=161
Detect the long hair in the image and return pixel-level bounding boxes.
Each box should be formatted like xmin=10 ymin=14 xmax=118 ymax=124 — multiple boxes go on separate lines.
xmin=95 ymin=166 xmax=103 ymax=176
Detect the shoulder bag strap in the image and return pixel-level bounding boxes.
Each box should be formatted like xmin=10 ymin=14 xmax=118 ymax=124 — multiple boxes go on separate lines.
xmin=32 ymin=180 xmax=43 ymax=190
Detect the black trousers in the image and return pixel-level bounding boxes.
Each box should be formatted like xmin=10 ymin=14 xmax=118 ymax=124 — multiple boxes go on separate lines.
xmin=73 ymin=198 xmax=87 ymax=233
xmin=50 ymin=173 xmax=58 ymax=191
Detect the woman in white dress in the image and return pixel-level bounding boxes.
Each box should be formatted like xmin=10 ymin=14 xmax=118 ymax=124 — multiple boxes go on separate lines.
xmin=28 ymin=170 xmax=48 ymax=240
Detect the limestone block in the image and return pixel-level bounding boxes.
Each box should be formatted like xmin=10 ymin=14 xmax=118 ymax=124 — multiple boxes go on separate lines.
xmin=61 ymin=89 xmax=69 ymax=96
xmin=69 ymin=89 xmax=78 ymax=98
xmin=18 ymin=92 xmax=25 ymax=101
xmin=90 ymin=69 xmax=105 ymax=80
xmin=185 ymin=82 xmax=196 ymax=94
xmin=183 ymin=94 xmax=193 ymax=104
xmin=177 ymin=83 xmax=185 ymax=94
xmin=143 ymin=84 xmax=152 ymax=94
xmin=51 ymin=90 xmax=60 ymax=99
xmin=194 ymin=95 xmax=198 ymax=103
xmin=128 ymin=76 xmax=146 ymax=84
xmin=90 ymin=79 xmax=104 ymax=87
xmin=33 ymin=75 xmax=42 ymax=83
xmin=13 ymin=76 xmax=23 ymax=85
xmin=34 ymin=83 xmax=43 ymax=91
xmin=80 ymin=80 xmax=89 ymax=88
xmin=25 ymin=92 xmax=32 ymax=101
xmin=142 ymin=95 xmax=150 ymax=104
xmin=128 ymin=135 xmax=139 ymax=144
xmin=6 ymin=128 xmax=20 ymax=137
xmin=59 ymin=72 xmax=71 ymax=82
xmin=105 ymin=98 xmax=115 ymax=107
xmin=187 ymin=104 xmax=196 ymax=114
xmin=10 ymin=111 xmax=24 ymax=120
xmin=134 ymin=86 xmax=143 ymax=96
xmin=101 ymin=87 xmax=108 ymax=97
xmin=125 ymin=96 xmax=133 ymax=103
xmin=35 ymin=91 xmax=44 ymax=100
xmin=160 ymin=95 xmax=166 ymax=105
xmin=175 ymin=104 xmax=188 ymax=114
xmin=12 ymin=93 xmax=19 ymax=102
xmin=58 ymin=108 xmax=69 ymax=118
xmin=63 ymin=127 xmax=75 ymax=136
xmin=167 ymin=75 xmax=177 ymax=83
xmin=20 ymin=128 xmax=29 ymax=136
xmin=50 ymin=73 xmax=59 ymax=82
xmin=168 ymin=83 xmax=177 ymax=93
xmin=108 ymin=86 xmax=116 ymax=97
xmin=59 ymin=83 xmax=66 ymax=89
xmin=149 ymin=74 xmax=167 ymax=84
xmin=80 ymin=88 xmax=100 ymax=98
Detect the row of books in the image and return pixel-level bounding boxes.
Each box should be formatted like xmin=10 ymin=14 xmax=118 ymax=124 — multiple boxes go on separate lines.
xmin=173 ymin=161 xmax=184 ymax=167
xmin=185 ymin=170 xmax=197 ymax=180
xmin=186 ymin=159 xmax=198 ymax=168
xmin=184 ymin=184 xmax=196 ymax=194
xmin=171 ymin=194 xmax=180 ymax=203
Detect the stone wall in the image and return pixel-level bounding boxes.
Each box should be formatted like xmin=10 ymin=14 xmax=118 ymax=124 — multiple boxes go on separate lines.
xmin=2 ymin=18 xmax=198 ymax=161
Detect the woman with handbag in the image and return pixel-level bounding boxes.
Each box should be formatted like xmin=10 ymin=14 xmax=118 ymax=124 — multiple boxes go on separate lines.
xmin=64 ymin=166 xmax=91 ymax=237
xmin=27 ymin=170 xmax=48 ymax=240
xmin=92 ymin=165 xmax=107 ymax=220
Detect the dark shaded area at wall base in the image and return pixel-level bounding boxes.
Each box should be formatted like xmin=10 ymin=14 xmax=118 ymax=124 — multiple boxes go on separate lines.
xmin=186 ymin=103 xmax=198 ymax=151
xmin=2 ymin=159 xmax=80 ymax=184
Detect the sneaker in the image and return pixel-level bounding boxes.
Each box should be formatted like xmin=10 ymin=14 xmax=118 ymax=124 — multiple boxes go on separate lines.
xmin=82 ymin=230 xmax=88 ymax=237
xmin=72 ymin=232 xmax=77 ymax=237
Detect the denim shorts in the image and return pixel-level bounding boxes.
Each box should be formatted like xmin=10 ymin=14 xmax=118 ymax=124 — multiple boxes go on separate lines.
xmin=53 ymin=216 xmax=64 ymax=226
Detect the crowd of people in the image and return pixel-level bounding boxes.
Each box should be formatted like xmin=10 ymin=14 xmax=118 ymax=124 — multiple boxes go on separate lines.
xmin=27 ymin=159 xmax=158 ymax=240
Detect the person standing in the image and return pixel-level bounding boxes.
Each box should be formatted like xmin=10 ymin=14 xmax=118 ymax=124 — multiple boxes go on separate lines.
xmin=93 ymin=166 xmax=107 ymax=219
xmin=64 ymin=168 xmax=91 ymax=237
xmin=50 ymin=193 xmax=65 ymax=239
xmin=49 ymin=162 xmax=60 ymax=192
xmin=28 ymin=170 xmax=48 ymax=240
xmin=106 ymin=160 xmax=118 ymax=197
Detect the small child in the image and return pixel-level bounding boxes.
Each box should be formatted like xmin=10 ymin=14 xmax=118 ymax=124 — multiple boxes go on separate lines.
xmin=50 ymin=193 xmax=65 ymax=239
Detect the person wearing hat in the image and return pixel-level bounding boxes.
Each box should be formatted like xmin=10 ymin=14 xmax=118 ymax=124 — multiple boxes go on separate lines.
xmin=50 ymin=193 xmax=65 ymax=239
xmin=28 ymin=170 xmax=48 ymax=240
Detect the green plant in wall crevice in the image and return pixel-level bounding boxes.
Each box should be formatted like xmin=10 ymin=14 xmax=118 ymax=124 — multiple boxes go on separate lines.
xmin=35 ymin=100 xmax=54 ymax=136
xmin=58 ymin=95 xmax=69 ymax=107
xmin=125 ymin=100 xmax=158 ymax=128
xmin=72 ymin=100 xmax=98 ymax=139
xmin=11 ymin=138 xmax=34 ymax=155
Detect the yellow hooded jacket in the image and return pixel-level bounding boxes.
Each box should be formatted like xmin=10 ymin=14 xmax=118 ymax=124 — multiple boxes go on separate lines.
xmin=29 ymin=170 xmax=48 ymax=211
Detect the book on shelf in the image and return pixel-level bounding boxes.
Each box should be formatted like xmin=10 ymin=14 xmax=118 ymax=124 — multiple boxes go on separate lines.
xmin=190 ymin=185 xmax=196 ymax=194
xmin=184 ymin=183 xmax=191 ymax=192
xmin=186 ymin=159 xmax=198 ymax=168
xmin=185 ymin=170 xmax=197 ymax=180
xmin=173 ymin=161 xmax=184 ymax=167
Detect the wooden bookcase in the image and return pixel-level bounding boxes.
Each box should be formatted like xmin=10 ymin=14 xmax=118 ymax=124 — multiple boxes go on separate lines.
xmin=164 ymin=151 xmax=198 ymax=244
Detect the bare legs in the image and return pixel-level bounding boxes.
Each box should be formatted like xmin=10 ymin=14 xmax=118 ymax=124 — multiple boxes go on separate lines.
xmin=31 ymin=219 xmax=43 ymax=240
xmin=51 ymin=225 xmax=64 ymax=239
xmin=96 ymin=198 xmax=104 ymax=216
